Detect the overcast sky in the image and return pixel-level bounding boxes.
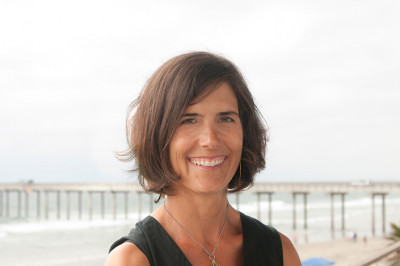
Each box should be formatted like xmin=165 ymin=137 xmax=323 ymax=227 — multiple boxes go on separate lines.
xmin=1 ymin=0 xmax=399 ymax=183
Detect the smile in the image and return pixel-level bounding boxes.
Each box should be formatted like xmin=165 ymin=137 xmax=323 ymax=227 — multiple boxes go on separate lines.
xmin=189 ymin=156 xmax=225 ymax=167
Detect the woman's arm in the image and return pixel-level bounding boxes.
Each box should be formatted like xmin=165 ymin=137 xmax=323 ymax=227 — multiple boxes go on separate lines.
xmin=279 ymin=233 xmax=302 ymax=266
xmin=105 ymin=242 xmax=150 ymax=266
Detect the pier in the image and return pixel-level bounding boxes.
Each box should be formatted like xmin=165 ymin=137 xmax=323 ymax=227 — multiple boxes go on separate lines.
xmin=250 ymin=182 xmax=400 ymax=237
xmin=0 ymin=181 xmax=399 ymax=237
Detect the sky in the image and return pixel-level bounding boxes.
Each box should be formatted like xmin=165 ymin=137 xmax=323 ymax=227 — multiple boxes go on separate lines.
xmin=1 ymin=0 xmax=399 ymax=183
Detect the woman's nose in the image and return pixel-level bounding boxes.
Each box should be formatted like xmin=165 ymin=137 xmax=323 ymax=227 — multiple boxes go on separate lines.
xmin=199 ymin=123 xmax=220 ymax=148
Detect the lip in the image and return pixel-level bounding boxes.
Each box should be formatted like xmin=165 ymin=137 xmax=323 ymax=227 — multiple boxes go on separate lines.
xmin=188 ymin=156 xmax=226 ymax=168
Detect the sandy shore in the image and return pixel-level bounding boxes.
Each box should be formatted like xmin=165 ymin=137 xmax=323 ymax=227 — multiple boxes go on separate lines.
xmin=296 ymin=237 xmax=397 ymax=266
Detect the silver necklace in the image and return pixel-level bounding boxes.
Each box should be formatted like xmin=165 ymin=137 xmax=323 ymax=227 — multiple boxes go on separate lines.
xmin=163 ymin=202 xmax=228 ymax=266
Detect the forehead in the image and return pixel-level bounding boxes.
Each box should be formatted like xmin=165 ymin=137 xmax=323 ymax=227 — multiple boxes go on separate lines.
xmin=187 ymin=82 xmax=238 ymax=111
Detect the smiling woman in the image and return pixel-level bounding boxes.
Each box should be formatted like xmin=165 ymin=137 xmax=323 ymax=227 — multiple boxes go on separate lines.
xmin=106 ymin=52 xmax=301 ymax=266
xmin=122 ymin=52 xmax=267 ymax=198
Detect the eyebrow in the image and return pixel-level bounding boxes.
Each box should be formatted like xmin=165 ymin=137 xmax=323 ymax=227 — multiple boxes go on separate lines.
xmin=181 ymin=111 xmax=239 ymax=117
xmin=182 ymin=113 xmax=200 ymax=117
xmin=218 ymin=111 xmax=239 ymax=117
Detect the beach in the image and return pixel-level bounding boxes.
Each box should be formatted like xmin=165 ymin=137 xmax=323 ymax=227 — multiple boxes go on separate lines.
xmin=296 ymin=237 xmax=397 ymax=266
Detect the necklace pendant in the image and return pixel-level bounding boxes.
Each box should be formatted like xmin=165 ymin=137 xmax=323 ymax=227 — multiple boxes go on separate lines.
xmin=210 ymin=260 xmax=219 ymax=266
xmin=209 ymin=255 xmax=220 ymax=266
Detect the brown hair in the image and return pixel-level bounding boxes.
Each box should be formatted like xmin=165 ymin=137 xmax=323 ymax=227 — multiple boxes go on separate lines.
xmin=120 ymin=51 xmax=267 ymax=198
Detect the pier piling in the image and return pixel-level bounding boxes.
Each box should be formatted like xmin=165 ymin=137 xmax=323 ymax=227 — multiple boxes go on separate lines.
xmin=89 ymin=191 xmax=93 ymax=220
xmin=17 ymin=190 xmax=21 ymax=218
xmin=330 ymin=193 xmax=334 ymax=238
xmin=45 ymin=191 xmax=49 ymax=220
xmin=0 ymin=190 xmax=3 ymax=218
xmin=25 ymin=191 xmax=29 ymax=217
xmin=101 ymin=191 xmax=105 ymax=219
xmin=57 ymin=191 xmax=61 ymax=219
xmin=66 ymin=191 xmax=71 ymax=220
xmin=36 ymin=191 xmax=41 ymax=219
xmin=78 ymin=191 xmax=82 ymax=220
xmin=112 ymin=191 xmax=116 ymax=220
xmin=372 ymin=194 xmax=376 ymax=236
xmin=149 ymin=194 xmax=153 ymax=213
xmin=304 ymin=193 xmax=308 ymax=229
xmin=382 ymin=194 xmax=386 ymax=234
xmin=268 ymin=193 xmax=272 ymax=225
xmin=124 ymin=192 xmax=128 ymax=219
xmin=6 ymin=190 xmax=9 ymax=217
xmin=257 ymin=192 xmax=260 ymax=220
xmin=293 ymin=193 xmax=297 ymax=230
xmin=341 ymin=193 xmax=345 ymax=237
xmin=138 ymin=192 xmax=142 ymax=220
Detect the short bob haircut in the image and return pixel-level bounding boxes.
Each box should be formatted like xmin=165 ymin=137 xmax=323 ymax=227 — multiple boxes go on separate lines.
xmin=121 ymin=51 xmax=267 ymax=199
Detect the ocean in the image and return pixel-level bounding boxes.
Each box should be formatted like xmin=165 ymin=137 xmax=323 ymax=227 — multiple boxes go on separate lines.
xmin=0 ymin=189 xmax=399 ymax=265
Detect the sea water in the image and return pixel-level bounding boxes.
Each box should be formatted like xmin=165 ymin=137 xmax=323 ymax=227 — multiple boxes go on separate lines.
xmin=0 ymin=189 xmax=399 ymax=265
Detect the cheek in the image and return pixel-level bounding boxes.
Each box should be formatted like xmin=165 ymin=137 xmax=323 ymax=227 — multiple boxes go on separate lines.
xmin=232 ymin=129 xmax=243 ymax=153
xmin=169 ymin=135 xmax=187 ymax=174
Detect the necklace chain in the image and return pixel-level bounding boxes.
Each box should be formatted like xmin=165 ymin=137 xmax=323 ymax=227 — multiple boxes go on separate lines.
xmin=163 ymin=202 xmax=228 ymax=264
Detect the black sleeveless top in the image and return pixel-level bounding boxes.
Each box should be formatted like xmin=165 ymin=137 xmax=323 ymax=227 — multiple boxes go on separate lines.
xmin=109 ymin=212 xmax=283 ymax=266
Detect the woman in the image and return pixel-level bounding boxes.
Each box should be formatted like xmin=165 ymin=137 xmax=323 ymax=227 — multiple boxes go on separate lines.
xmin=106 ymin=52 xmax=301 ymax=265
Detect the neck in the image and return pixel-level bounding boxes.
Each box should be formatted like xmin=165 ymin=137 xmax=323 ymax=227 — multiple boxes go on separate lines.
xmin=163 ymin=190 xmax=230 ymax=243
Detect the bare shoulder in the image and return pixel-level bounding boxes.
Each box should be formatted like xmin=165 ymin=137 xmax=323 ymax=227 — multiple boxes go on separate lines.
xmin=279 ymin=233 xmax=301 ymax=266
xmin=105 ymin=242 xmax=150 ymax=266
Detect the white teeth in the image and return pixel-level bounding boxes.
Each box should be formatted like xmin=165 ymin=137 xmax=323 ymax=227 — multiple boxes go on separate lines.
xmin=191 ymin=158 xmax=224 ymax=167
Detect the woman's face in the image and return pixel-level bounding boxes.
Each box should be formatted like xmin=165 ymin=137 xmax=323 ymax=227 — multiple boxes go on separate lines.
xmin=169 ymin=82 xmax=243 ymax=194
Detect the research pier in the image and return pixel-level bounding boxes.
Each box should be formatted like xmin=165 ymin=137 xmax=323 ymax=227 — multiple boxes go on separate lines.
xmin=0 ymin=182 xmax=399 ymax=237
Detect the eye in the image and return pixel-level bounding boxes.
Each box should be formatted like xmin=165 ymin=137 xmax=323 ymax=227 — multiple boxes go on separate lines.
xmin=180 ymin=118 xmax=197 ymax=124
xmin=220 ymin=116 xmax=235 ymax=123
